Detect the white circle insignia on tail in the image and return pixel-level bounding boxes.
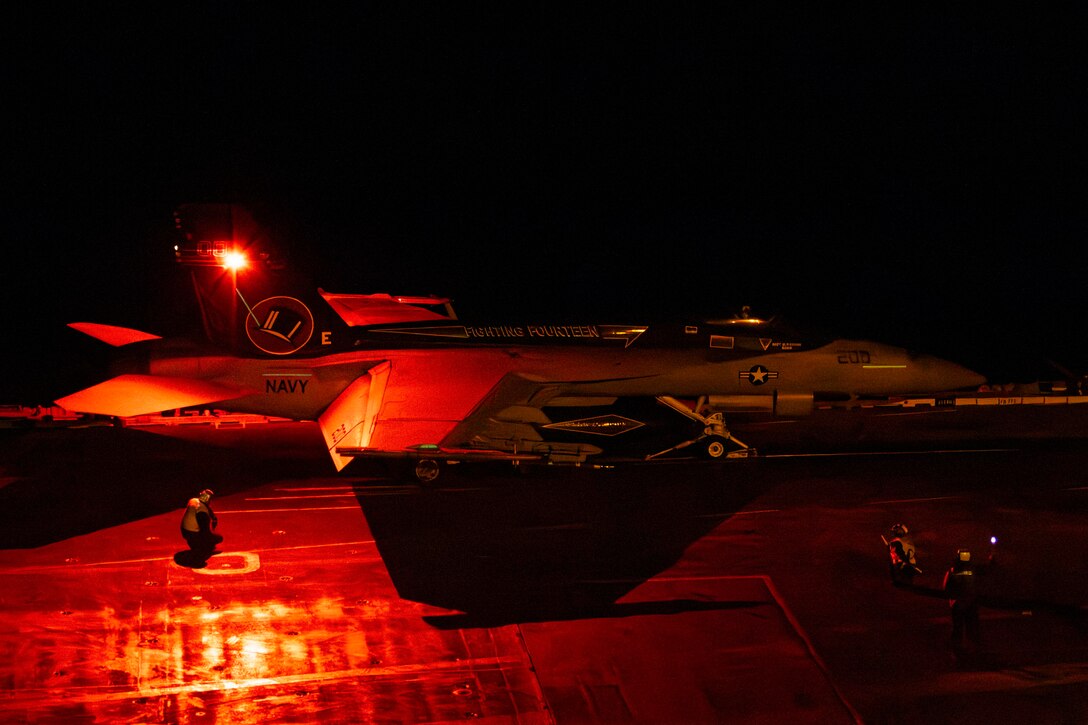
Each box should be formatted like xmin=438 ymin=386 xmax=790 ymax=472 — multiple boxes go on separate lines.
xmin=245 ymin=296 xmax=315 ymax=355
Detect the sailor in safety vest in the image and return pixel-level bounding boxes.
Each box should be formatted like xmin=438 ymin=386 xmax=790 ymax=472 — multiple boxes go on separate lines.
xmin=942 ymin=547 xmax=993 ymax=660
xmin=886 ymin=523 xmax=918 ymax=585
xmin=180 ymin=488 xmax=222 ymax=564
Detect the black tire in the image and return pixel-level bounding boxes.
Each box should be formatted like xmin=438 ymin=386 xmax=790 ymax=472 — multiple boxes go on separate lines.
xmin=413 ymin=458 xmax=442 ymax=484
xmin=703 ymin=436 xmax=728 ymax=459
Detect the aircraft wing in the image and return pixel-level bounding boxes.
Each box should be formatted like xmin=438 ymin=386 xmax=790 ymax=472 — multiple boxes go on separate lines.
xmin=437 ymin=372 xmax=561 ymax=449
xmin=55 ymin=374 xmax=251 ymax=418
xmin=324 ymin=356 xmax=611 ymax=472
xmin=328 ymin=372 xmax=560 ymax=471
xmin=317 ymin=351 xmax=521 ymax=471
xmin=319 ymin=346 xmax=707 ymax=473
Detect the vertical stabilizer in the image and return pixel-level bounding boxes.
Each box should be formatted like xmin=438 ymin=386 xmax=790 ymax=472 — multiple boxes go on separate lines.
xmin=172 ymin=203 xmax=351 ymax=358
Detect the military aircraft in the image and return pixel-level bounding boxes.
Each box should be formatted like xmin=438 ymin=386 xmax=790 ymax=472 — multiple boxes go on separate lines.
xmin=55 ymin=205 xmax=988 ymax=482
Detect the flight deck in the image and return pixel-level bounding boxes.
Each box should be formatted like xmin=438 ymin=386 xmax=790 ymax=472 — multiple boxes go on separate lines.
xmin=2 ymin=398 xmax=1088 ymax=723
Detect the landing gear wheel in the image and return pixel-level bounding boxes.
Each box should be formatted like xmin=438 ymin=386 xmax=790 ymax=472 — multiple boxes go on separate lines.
xmin=413 ymin=458 xmax=441 ymax=484
xmin=703 ymin=436 xmax=728 ymax=460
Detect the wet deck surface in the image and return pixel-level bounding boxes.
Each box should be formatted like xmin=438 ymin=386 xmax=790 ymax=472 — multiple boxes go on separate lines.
xmin=2 ymin=405 xmax=1087 ymax=723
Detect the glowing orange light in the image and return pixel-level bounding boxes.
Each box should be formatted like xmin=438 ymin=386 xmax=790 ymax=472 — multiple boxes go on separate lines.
xmin=222 ymin=251 xmax=248 ymax=271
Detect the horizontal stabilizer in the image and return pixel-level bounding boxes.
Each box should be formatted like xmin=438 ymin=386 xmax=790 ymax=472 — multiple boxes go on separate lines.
xmin=56 ymin=374 xmax=248 ymax=418
xmin=68 ymin=322 xmax=162 ymax=347
xmin=319 ymin=290 xmax=454 ymax=327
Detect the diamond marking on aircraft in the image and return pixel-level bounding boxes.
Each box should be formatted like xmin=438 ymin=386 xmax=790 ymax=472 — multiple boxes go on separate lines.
xmin=543 ymin=415 xmax=646 ymax=436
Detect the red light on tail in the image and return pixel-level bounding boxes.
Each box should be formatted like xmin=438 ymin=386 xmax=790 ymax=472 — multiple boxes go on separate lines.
xmin=223 ymin=251 xmax=248 ymax=271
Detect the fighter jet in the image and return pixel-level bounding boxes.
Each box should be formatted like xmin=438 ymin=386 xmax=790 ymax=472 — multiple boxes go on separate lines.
xmin=56 ymin=205 xmax=987 ymax=481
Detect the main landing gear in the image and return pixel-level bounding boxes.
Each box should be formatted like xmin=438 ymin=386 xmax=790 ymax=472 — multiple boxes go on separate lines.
xmin=702 ymin=435 xmax=730 ymax=459
xmin=648 ymin=398 xmax=755 ymax=461
xmin=383 ymin=445 xmax=447 ymax=485
xmin=412 ymin=458 xmax=442 ymax=484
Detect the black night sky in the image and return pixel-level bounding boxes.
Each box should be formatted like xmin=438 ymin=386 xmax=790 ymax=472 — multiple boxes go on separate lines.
xmin=4 ymin=6 xmax=1087 ymax=404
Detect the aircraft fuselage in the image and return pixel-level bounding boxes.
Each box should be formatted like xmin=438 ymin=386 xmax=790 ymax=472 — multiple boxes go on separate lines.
xmin=142 ymin=336 xmax=984 ymax=423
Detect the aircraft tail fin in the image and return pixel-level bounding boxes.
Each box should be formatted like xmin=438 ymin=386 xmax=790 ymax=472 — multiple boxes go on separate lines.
xmin=171 ymin=203 xmax=357 ymax=357
xmin=172 ymin=203 xmax=457 ymax=357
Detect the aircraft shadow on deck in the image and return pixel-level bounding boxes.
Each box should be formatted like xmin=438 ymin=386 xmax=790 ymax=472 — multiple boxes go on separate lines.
xmin=357 ymin=461 xmax=774 ymax=628
xmin=0 ymin=426 xmax=329 ymax=549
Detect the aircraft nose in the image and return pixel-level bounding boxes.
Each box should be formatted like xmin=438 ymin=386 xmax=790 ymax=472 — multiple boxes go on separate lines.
xmin=916 ymin=354 xmax=987 ymax=391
